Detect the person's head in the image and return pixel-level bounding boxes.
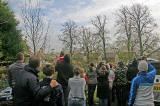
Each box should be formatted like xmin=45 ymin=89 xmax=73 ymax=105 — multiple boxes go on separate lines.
xmin=64 ymin=54 xmax=70 ymax=63
xmin=73 ymin=67 xmax=80 ymax=76
xmin=101 ymin=65 xmax=106 ymax=71
xmin=142 ymin=56 xmax=147 ymax=61
xmin=138 ymin=60 xmax=148 ymax=72
xmin=98 ymin=65 xmax=108 ymax=75
xmin=60 ymin=51 xmax=65 ymax=57
xmin=109 ymin=62 xmax=113 ymax=69
xmin=79 ymin=68 xmax=84 ymax=74
xmin=29 ymin=56 xmax=40 ymax=69
xmin=99 ymin=61 xmax=105 ymax=67
xmin=90 ymin=63 xmax=94 ymax=67
xmin=118 ymin=61 xmax=124 ymax=68
xmin=16 ymin=52 xmax=24 ymax=62
xmin=79 ymin=68 xmax=85 ymax=78
xmin=132 ymin=58 xmax=138 ymax=65
xmin=43 ymin=64 xmax=55 ymax=77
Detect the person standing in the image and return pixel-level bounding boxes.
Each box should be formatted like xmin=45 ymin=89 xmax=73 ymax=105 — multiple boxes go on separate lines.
xmin=55 ymin=54 xmax=74 ymax=106
xmin=8 ymin=52 xmax=25 ymax=89
xmin=128 ymin=60 xmax=156 ymax=106
xmin=39 ymin=64 xmax=64 ymax=106
xmin=108 ymin=63 xmax=115 ymax=106
xmin=114 ymin=61 xmax=128 ymax=106
xmin=97 ymin=65 xmax=110 ymax=106
xmin=14 ymin=56 xmax=58 ymax=106
xmin=68 ymin=67 xmax=86 ymax=106
xmin=86 ymin=63 xmax=97 ymax=106
xmin=8 ymin=52 xmax=25 ymax=103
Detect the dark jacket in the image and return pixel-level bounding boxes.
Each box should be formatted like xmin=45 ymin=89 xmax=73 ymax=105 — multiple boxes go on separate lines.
xmin=39 ymin=78 xmax=64 ymax=106
xmin=8 ymin=61 xmax=25 ymax=88
xmin=127 ymin=60 xmax=139 ymax=82
xmin=14 ymin=65 xmax=53 ymax=106
xmin=97 ymin=67 xmax=109 ymax=99
xmin=55 ymin=55 xmax=74 ymax=89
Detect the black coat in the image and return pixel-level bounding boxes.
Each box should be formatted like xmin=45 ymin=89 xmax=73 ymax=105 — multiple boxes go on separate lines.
xmin=55 ymin=55 xmax=73 ymax=89
xmin=97 ymin=70 xmax=109 ymax=99
xmin=39 ymin=78 xmax=64 ymax=106
xmin=14 ymin=65 xmax=52 ymax=106
xmin=127 ymin=60 xmax=138 ymax=82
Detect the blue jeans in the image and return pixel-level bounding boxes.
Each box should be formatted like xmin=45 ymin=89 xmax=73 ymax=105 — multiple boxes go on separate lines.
xmin=68 ymin=98 xmax=86 ymax=106
xmin=99 ymin=99 xmax=108 ymax=106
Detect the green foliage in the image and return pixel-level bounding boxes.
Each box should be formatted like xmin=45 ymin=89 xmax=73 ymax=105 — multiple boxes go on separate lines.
xmin=0 ymin=0 xmax=29 ymax=61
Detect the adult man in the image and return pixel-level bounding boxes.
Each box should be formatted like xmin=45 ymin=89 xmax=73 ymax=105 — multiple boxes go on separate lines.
xmin=14 ymin=56 xmax=58 ymax=106
xmin=8 ymin=52 xmax=25 ymax=90
xmin=128 ymin=60 xmax=156 ymax=106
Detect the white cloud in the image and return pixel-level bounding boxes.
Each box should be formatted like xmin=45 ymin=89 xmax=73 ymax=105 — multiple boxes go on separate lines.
xmin=58 ymin=0 xmax=160 ymax=24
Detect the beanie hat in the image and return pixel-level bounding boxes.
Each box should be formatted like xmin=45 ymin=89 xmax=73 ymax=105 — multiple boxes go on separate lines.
xmin=138 ymin=60 xmax=148 ymax=72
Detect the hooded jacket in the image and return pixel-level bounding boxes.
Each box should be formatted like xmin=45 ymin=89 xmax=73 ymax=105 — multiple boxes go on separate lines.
xmin=55 ymin=55 xmax=74 ymax=89
xmin=8 ymin=61 xmax=25 ymax=88
xmin=14 ymin=65 xmax=53 ymax=106
xmin=128 ymin=63 xmax=156 ymax=106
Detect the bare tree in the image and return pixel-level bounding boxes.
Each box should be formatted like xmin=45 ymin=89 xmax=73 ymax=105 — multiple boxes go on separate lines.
xmin=116 ymin=6 xmax=133 ymax=52
xmin=59 ymin=20 xmax=78 ymax=59
xmin=127 ymin=4 xmax=158 ymax=56
xmin=115 ymin=4 xmax=160 ymax=56
xmin=21 ymin=0 xmax=49 ymax=54
xmin=91 ymin=15 xmax=109 ymax=62
xmin=78 ymin=26 xmax=101 ymax=63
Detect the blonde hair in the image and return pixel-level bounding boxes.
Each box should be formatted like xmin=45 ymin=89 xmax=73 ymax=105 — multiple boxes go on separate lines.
xmin=79 ymin=67 xmax=85 ymax=78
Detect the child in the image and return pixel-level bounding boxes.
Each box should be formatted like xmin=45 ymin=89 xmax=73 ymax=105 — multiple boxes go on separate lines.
xmin=68 ymin=67 xmax=86 ymax=106
xmin=39 ymin=64 xmax=64 ymax=106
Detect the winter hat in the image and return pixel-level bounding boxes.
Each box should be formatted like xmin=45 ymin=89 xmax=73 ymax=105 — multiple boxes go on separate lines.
xmin=138 ymin=60 xmax=148 ymax=72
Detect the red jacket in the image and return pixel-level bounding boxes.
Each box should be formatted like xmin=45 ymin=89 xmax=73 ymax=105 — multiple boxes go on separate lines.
xmin=56 ymin=57 xmax=64 ymax=64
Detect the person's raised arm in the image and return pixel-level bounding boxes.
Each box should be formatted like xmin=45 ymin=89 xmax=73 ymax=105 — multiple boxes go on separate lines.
xmin=147 ymin=62 xmax=156 ymax=82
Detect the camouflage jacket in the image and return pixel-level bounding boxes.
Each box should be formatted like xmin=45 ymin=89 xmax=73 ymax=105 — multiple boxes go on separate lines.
xmin=114 ymin=67 xmax=128 ymax=86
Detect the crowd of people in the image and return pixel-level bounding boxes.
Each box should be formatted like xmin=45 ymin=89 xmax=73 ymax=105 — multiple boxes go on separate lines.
xmin=7 ymin=51 xmax=157 ymax=106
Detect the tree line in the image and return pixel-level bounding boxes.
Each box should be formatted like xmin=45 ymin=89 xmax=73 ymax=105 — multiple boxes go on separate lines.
xmin=59 ymin=4 xmax=160 ymax=63
xmin=1 ymin=0 xmax=160 ymax=65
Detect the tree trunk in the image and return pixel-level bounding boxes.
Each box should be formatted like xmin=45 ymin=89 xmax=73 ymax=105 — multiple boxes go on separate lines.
xmin=138 ymin=30 xmax=143 ymax=56
xmin=102 ymin=35 xmax=107 ymax=62
xmin=86 ymin=47 xmax=90 ymax=64
xmin=33 ymin=40 xmax=36 ymax=54
xmin=69 ymin=28 xmax=73 ymax=61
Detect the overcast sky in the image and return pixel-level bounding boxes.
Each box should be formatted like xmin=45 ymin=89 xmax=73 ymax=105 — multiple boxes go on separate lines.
xmin=5 ymin=0 xmax=160 ymax=51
